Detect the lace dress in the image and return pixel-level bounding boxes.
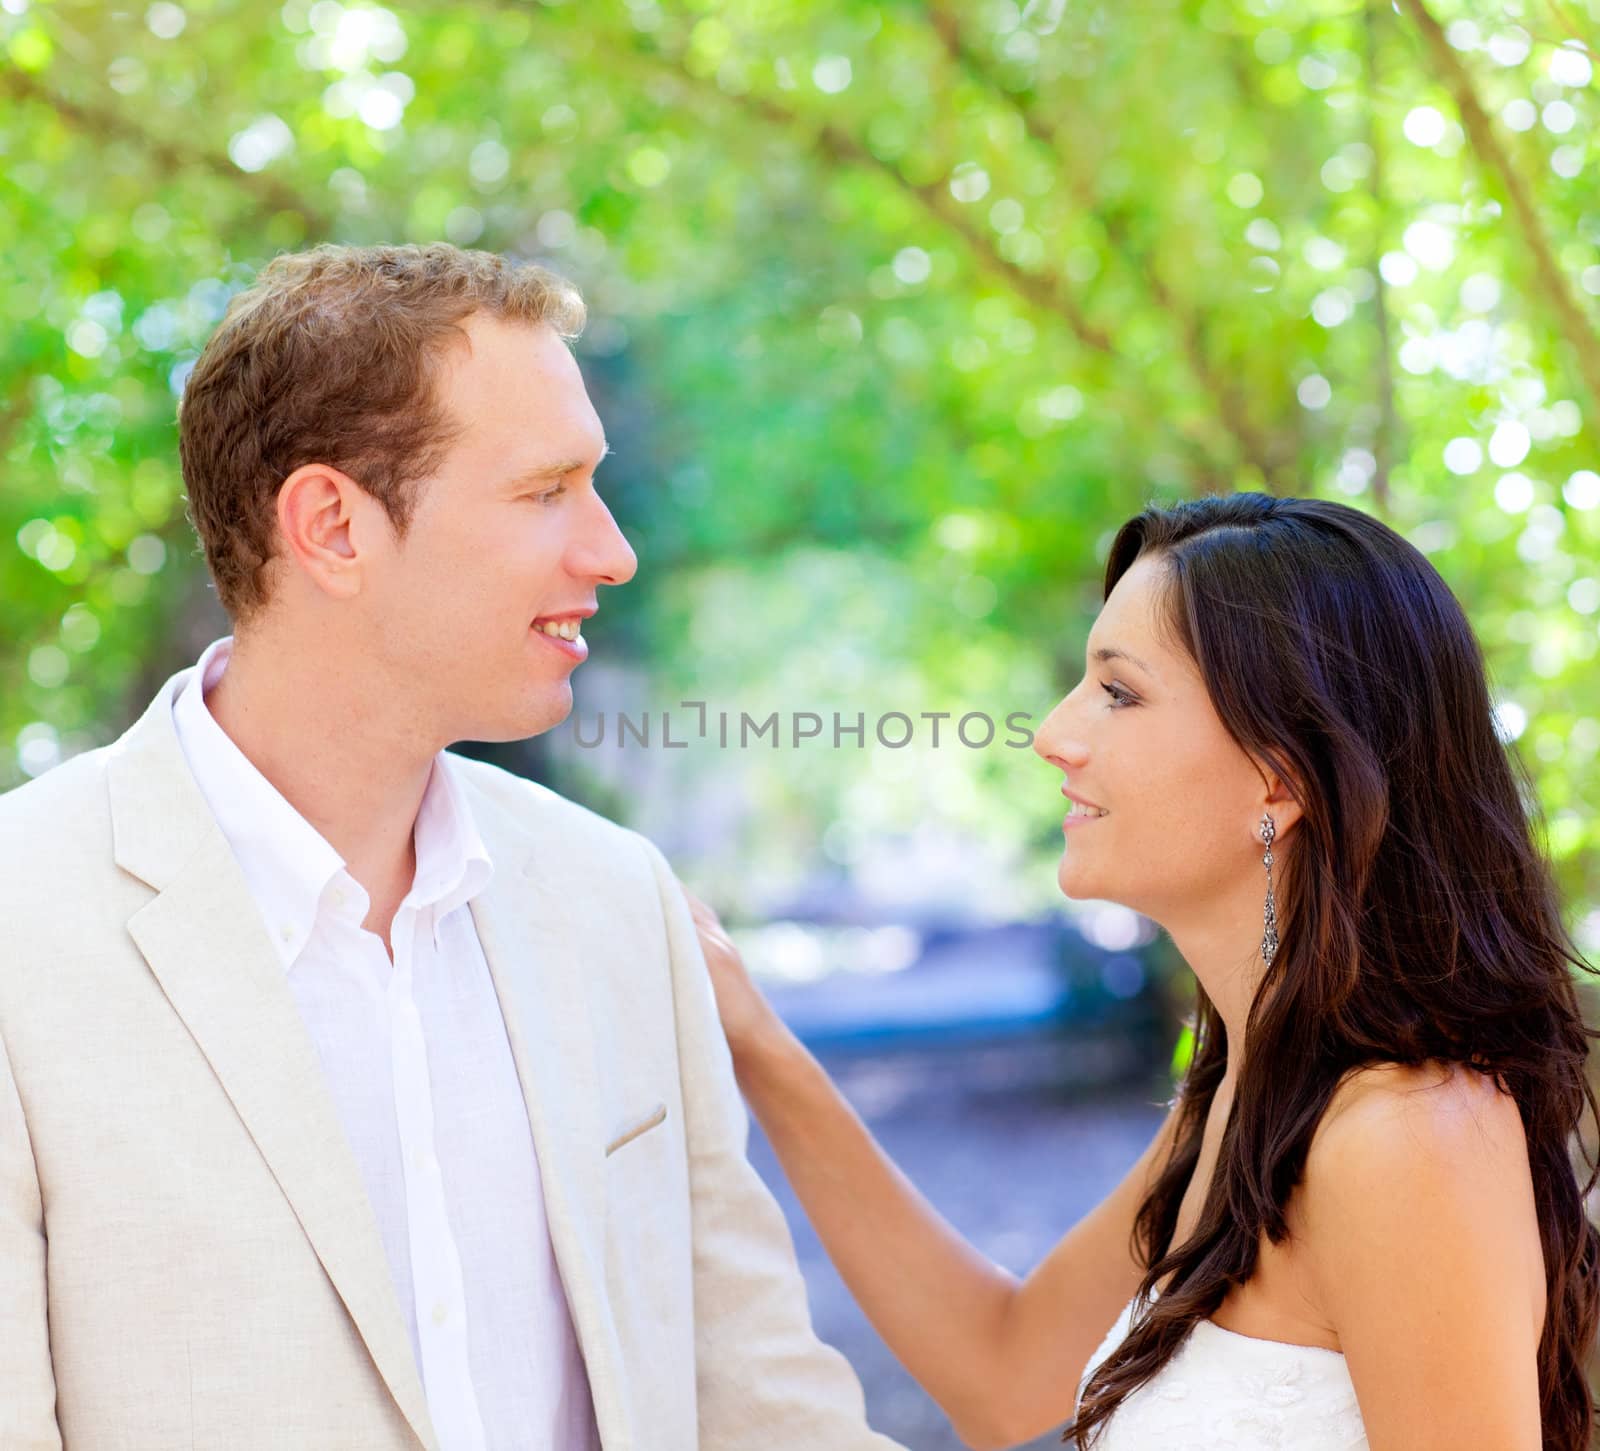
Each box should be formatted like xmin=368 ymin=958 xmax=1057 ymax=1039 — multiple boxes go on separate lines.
xmin=1071 ymin=1290 xmax=1369 ymax=1450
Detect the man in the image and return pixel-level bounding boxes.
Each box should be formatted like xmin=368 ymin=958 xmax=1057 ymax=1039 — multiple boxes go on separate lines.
xmin=0 ymin=243 xmax=903 ymax=1451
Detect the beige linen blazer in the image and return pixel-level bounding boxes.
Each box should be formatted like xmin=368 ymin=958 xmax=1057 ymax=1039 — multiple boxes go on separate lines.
xmin=0 ymin=663 xmax=905 ymax=1451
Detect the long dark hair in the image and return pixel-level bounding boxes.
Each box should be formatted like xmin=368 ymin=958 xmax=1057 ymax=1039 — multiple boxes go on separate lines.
xmin=1063 ymin=492 xmax=1600 ymax=1449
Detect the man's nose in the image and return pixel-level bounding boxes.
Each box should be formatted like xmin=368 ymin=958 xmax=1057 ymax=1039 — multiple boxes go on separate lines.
xmin=574 ymin=494 xmax=638 ymax=586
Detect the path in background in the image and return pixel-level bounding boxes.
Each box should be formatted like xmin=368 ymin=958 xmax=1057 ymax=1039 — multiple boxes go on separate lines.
xmin=747 ymin=1032 xmax=1170 ymax=1450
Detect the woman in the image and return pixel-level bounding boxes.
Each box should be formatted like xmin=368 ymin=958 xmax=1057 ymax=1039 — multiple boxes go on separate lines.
xmin=687 ymin=492 xmax=1600 ymax=1449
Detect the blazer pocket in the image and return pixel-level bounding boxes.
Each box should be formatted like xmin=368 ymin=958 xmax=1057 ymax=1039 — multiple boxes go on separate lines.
xmin=604 ymin=1101 xmax=668 ymax=1157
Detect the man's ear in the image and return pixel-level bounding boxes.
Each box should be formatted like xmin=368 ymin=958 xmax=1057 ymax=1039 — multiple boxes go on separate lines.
xmin=276 ymin=462 xmax=367 ymax=600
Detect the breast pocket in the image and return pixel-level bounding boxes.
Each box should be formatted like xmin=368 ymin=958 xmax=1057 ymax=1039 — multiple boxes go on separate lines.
xmin=604 ymin=1100 xmax=667 ymax=1157
xmin=602 ymin=1094 xmax=690 ymax=1352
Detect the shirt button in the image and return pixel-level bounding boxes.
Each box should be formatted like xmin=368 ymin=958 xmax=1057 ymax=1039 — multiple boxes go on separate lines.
xmin=431 ymin=1300 xmax=449 ymax=1328
xmin=279 ymin=925 xmax=294 ymax=943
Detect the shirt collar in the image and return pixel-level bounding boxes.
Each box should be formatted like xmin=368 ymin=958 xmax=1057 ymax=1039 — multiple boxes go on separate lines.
xmin=413 ymin=747 xmax=495 ymax=949
xmin=170 ymin=635 xmax=494 ymax=970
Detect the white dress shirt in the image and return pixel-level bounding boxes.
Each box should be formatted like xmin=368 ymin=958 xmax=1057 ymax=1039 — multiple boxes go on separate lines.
xmin=171 ymin=635 xmax=600 ymax=1451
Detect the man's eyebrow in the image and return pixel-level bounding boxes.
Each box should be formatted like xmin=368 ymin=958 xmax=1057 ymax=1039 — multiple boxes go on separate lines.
xmin=504 ymin=441 xmax=611 ymax=486
xmin=1091 ymin=644 xmax=1160 ymax=680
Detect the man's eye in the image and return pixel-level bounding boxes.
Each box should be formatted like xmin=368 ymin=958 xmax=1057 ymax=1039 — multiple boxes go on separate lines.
xmin=533 ymin=485 xmax=566 ymax=503
xmin=1101 ymin=681 xmax=1136 ymax=708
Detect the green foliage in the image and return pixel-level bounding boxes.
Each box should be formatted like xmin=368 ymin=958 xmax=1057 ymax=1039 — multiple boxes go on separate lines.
xmin=2 ymin=0 xmax=1597 ymax=942
xmin=1171 ymin=1020 xmax=1197 ymax=1085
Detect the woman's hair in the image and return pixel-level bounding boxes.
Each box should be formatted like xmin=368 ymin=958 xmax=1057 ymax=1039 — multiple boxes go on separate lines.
xmin=1063 ymin=491 xmax=1600 ymax=1449
xmin=177 ymin=242 xmax=586 ymax=630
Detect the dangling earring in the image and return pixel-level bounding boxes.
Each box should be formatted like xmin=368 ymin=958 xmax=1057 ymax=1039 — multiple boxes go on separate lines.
xmin=1259 ymin=811 xmax=1279 ymax=967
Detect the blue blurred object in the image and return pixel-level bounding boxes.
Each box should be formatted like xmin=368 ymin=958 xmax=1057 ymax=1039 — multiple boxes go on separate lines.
xmin=759 ymin=916 xmax=1169 ymax=1082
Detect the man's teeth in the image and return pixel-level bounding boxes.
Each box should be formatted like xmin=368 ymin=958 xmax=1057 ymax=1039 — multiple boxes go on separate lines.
xmin=535 ymin=619 xmax=583 ymax=641
xmin=1071 ymin=803 xmax=1109 ymax=817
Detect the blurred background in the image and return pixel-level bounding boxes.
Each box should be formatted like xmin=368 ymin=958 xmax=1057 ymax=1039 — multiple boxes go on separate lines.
xmin=4 ymin=0 xmax=1599 ymax=1444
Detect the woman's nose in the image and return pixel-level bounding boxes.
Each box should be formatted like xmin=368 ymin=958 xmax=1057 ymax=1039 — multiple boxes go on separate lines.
xmin=1033 ymin=693 xmax=1086 ymax=766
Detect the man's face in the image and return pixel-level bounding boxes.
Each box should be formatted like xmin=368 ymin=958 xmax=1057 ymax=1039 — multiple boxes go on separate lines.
xmin=359 ymin=312 xmax=637 ymax=745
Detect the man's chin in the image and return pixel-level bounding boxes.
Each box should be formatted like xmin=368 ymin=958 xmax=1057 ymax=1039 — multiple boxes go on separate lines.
xmin=521 ymin=682 xmax=575 ymax=740
xmin=463 ymin=683 xmax=574 ymax=746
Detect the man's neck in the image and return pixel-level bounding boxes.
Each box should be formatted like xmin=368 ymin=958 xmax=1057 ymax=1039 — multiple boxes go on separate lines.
xmin=202 ymin=636 xmax=434 ymax=913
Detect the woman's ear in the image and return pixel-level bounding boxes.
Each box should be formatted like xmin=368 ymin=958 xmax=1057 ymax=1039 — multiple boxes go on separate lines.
xmin=1255 ymin=758 xmax=1305 ymax=843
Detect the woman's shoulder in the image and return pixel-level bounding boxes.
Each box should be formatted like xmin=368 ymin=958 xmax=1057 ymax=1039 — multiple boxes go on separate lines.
xmin=1297 ymin=1057 xmax=1537 ymax=1299
xmin=1313 ymin=1058 xmax=1523 ymax=1157
xmin=1293 ymin=1058 xmax=1546 ymax=1400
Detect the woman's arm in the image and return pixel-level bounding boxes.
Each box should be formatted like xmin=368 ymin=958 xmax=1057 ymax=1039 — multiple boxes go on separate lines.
xmin=687 ymin=892 xmax=1183 ymax=1450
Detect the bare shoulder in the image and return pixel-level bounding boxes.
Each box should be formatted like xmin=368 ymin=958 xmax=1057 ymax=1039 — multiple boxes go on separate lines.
xmin=1311 ymin=1058 xmax=1526 ymax=1168
xmin=1295 ymin=1062 xmax=1545 ymax=1442
xmin=1300 ymin=1058 xmax=1541 ymax=1331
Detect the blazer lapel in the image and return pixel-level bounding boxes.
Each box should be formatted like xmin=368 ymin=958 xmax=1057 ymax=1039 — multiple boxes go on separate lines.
xmin=466 ymin=792 xmax=630 ymax=1450
xmin=107 ymin=670 xmax=440 ymax=1451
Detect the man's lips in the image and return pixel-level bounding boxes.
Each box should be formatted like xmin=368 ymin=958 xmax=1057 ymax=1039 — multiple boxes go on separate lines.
xmin=530 ymin=624 xmax=589 ymax=663
xmin=530 ymin=608 xmax=592 ymax=663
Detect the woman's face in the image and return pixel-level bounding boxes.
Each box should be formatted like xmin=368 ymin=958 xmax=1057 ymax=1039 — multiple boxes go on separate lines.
xmin=1032 ymin=551 xmax=1301 ymax=923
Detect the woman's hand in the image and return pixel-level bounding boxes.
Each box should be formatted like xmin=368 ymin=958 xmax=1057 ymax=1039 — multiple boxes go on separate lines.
xmin=682 ymin=888 xmax=785 ymax=1066
xmin=683 ymin=886 xmax=1045 ymax=1448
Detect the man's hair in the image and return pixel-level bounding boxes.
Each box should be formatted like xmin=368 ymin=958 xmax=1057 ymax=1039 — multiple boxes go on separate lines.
xmin=176 ymin=241 xmax=586 ymax=627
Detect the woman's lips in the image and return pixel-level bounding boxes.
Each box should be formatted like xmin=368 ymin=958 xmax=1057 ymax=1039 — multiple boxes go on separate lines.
xmin=1061 ymin=784 xmax=1107 ymax=832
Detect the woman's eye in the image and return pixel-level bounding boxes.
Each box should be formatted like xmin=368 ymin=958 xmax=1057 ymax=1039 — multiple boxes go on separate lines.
xmin=533 ymin=485 xmax=566 ymax=503
xmin=1101 ymin=681 xmax=1136 ymax=708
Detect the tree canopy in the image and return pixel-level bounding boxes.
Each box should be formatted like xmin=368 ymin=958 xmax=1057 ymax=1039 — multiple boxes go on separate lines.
xmin=3 ymin=0 xmax=1597 ymax=939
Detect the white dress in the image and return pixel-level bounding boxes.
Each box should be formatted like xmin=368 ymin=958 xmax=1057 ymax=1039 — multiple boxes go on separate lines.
xmin=1072 ymin=1290 xmax=1369 ymax=1450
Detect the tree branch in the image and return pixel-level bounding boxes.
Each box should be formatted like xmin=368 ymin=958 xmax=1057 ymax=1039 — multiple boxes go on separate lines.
xmin=1397 ymin=0 xmax=1600 ymax=425
xmin=1365 ymin=0 xmax=1398 ymax=514
xmin=735 ymin=95 xmax=1112 ymax=354
xmin=0 ymin=374 xmax=37 ymax=461
xmin=925 ymin=2 xmax=1296 ymax=494
xmin=1 ymin=69 xmax=332 ymax=235
xmin=728 ymin=90 xmax=1243 ymax=495
xmin=1536 ymin=0 xmax=1594 ymax=47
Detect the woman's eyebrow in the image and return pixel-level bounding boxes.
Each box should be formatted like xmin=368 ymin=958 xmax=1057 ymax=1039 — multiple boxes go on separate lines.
xmin=1091 ymin=645 xmax=1160 ymax=680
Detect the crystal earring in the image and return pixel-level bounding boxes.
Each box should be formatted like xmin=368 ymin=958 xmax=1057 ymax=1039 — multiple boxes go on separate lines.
xmin=1259 ymin=811 xmax=1279 ymax=967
